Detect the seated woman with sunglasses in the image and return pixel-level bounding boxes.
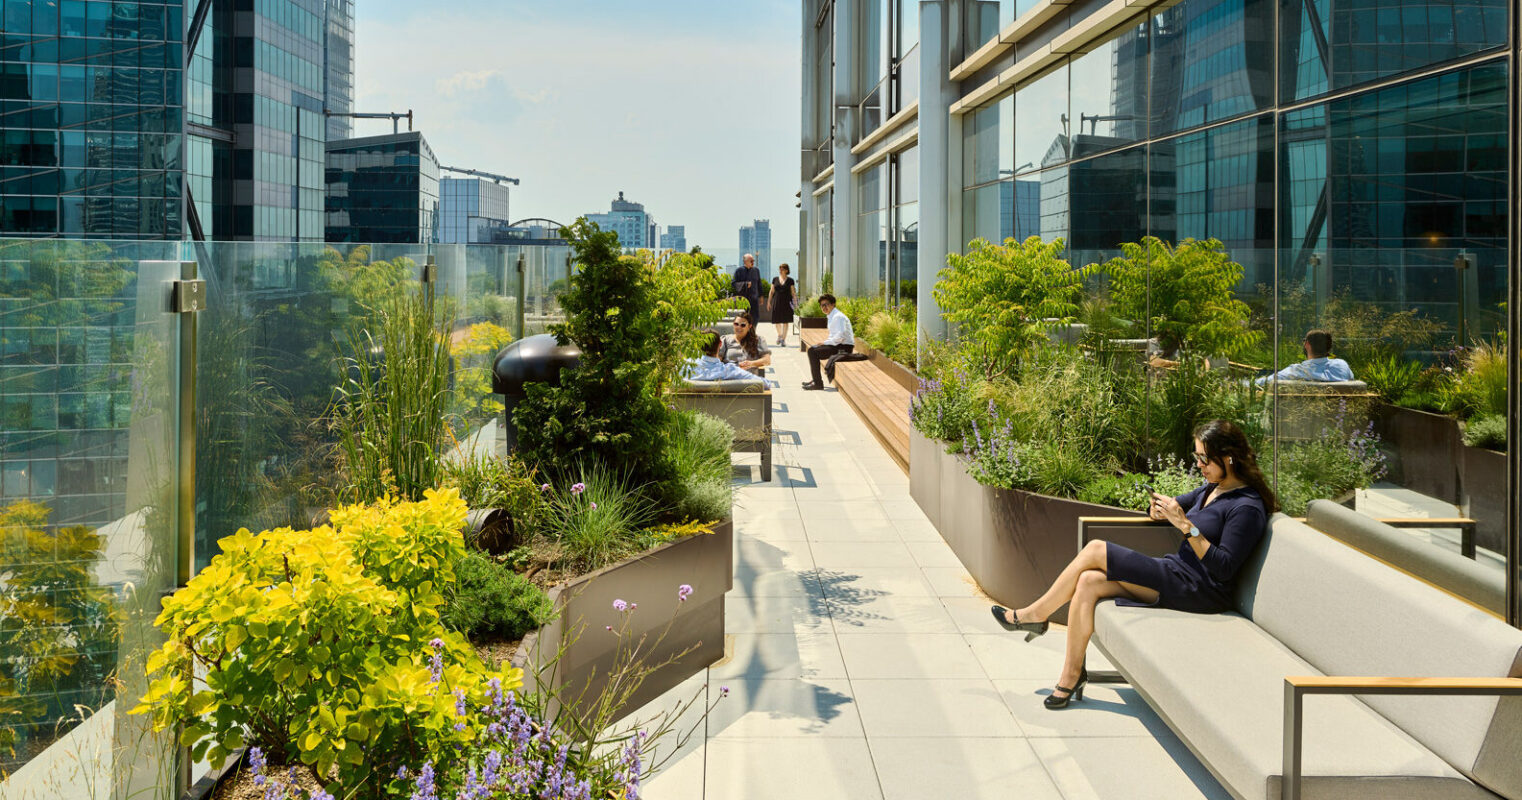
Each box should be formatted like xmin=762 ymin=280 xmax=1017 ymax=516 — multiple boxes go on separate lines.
xmin=721 ymin=311 xmax=771 ymax=375
xmin=990 ymin=420 xmax=1275 ymax=709
xmin=685 ymin=331 xmax=765 ymax=382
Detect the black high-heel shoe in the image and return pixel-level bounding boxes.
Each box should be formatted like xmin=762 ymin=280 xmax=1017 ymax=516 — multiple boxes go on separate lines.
xmin=990 ymin=605 xmax=1049 ymax=641
xmin=1044 ymin=667 xmax=1089 ymax=710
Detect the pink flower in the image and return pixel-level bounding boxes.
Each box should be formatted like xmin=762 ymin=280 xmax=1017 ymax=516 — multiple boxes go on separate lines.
xmin=613 ymin=599 xmax=628 ymax=612
xmin=590 ymin=502 xmax=598 ymax=510
xmin=571 ymin=482 xmax=586 ymax=495
xmin=678 ymin=584 xmax=694 ymax=602
xmin=540 ymin=483 xmax=551 ymax=492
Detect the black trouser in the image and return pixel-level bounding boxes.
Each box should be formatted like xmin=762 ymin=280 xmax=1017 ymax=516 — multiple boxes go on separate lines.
xmin=808 ymin=343 xmax=853 ymax=385
xmin=745 ymin=295 xmax=760 ymax=323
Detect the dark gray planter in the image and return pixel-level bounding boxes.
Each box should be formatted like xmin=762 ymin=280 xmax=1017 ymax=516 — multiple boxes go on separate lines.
xmin=853 ymin=341 xmax=919 ymax=393
xmin=909 ymin=428 xmax=941 ymax=531
xmin=799 ymin=316 xmax=827 ymax=329
xmin=1460 ymin=446 xmax=1507 ymax=555
xmin=513 ymin=519 xmax=734 ymax=726
xmin=1373 ymin=404 xmax=1462 ymax=504
xmin=913 ymin=440 xmax=1147 ymax=625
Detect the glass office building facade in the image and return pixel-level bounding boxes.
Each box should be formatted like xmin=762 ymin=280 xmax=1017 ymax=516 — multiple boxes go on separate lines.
xmin=325 ymin=132 xmax=440 ymax=243
xmin=800 ymin=0 xmax=1518 ymax=624
xmin=439 ymin=175 xmax=511 ymax=244
xmin=0 ymin=0 xmax=187 ymax=238
xmin=322 ymin=0 xmax=354 ymax=142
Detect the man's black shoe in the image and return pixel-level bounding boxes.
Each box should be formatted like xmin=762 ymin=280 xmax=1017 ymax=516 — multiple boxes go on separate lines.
xmin=801 ymin=381 xmax=823 ymax=391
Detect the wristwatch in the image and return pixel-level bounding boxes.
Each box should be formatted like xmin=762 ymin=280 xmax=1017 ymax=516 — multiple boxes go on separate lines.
xmin=1185 ymin=524 xmax=1202 ymax=541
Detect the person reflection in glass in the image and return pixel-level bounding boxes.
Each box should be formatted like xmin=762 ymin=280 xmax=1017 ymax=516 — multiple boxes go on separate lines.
xmin=1254 ymin=329 xmax=1354 ymax=386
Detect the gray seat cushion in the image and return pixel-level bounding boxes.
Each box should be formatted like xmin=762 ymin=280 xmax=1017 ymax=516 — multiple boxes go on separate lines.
xmin=1235 ymin=516 xmax=1522 ymax=798
xmin=1094 ymin=603 xmax=1490 ymax=800
xmin=1305 ymin=500 xmax=1505 ymax=614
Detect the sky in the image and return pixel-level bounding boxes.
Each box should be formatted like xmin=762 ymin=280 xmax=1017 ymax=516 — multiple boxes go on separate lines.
xmin=354 ymin=0 xmax=803 ymax=269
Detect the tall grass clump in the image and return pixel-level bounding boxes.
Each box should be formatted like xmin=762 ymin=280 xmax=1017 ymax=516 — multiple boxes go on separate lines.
xmin=333 ymin=286 xmax=452 ymax=503
xmin=662 ymin=411 xmax=735 ymax=521
xmin=543 ymin=466 xmax=658 ymax=569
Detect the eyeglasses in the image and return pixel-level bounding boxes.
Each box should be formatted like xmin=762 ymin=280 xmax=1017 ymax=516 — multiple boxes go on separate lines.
xmin=1193 ymin=452 xmax=1210 ymax=465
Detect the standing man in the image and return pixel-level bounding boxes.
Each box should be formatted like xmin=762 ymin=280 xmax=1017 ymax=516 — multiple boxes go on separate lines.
xmin=802 ymin=294 xmax=854 ymax=391
xmin=732 ymin=253 xmax=762 ymax=323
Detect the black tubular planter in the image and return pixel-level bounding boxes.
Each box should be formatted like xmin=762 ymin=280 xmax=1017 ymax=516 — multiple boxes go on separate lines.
xmin=492 ymin=334 xmax=583 ymax=452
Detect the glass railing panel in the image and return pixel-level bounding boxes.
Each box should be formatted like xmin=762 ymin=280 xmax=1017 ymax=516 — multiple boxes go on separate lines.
xmin=0 ymin=239 xmax=180 ymax=797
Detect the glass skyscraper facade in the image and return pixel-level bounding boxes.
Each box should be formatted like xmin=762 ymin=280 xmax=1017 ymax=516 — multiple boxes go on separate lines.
xmin=322 ymin=0 xmax=353 ymax=141
xmin=214 ymin=0 xmax=326 ymax=241
xmin=325 ymin=131 xmax=440 ymax=243
xmin=439 ymin=175 xmax=511 ymax=244
xmin=0 ymin=0 xmax=187 ymax=238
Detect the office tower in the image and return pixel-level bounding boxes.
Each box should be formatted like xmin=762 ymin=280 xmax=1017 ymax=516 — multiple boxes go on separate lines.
xmin=324 ymin=0 xmax=356 ymax=141
xmin=325 ymin=131 xmax=440 ymax=243
xmin=0 ymin=1 xmax=188 ymax=237
xmin=659 ymin=224 xmax=686 ymax=251
xmin=739 ymin=219 xmax=772 ymax=277
xmin=585 ymin=191 xmax=654 ymax=248
xmin=439 ymin=176 xmax=513 ymax=244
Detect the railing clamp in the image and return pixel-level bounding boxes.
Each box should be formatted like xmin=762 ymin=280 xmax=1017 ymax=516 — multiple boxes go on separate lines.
xmin=172 ymin=279 xmax=207 ymax=313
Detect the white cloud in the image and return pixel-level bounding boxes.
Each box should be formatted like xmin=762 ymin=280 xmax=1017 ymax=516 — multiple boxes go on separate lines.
xmin=355 ymin=6 xmax=802 ymax=263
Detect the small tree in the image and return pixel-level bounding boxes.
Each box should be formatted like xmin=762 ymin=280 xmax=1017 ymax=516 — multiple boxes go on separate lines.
xmin=647 ymin=249 xmax=736 ymax=397
xmin=933 ymin=236 xmax=1094 ymax=377
xmin=1105 ymin=237 xmax=1260 ymax=358
xmin=513 ymin=220 xmax=672 ymax=486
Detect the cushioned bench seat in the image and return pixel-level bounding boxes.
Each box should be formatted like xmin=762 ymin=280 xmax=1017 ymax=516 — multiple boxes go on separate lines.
xmin=1098 ymin=605 xmax=1493 ymax=799
xmin=1091 ymin=514 xmax=1522 ymax=800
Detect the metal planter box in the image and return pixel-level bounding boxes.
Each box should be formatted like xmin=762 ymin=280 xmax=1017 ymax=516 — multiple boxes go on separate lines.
xmin=513 ymin=519 xmax=734 ymax=725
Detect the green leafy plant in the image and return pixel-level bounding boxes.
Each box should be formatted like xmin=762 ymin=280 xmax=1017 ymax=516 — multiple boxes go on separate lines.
xmin=542 ymin=467 xmax=659 ymax=570
xmin=1268 ymin=419 xmax=1388 ymax=515
xmin=439 ymin=452 xmax=543 ymax=553
xmin=332 ymin=285 xmax=453 ymax=503
xmin=862 ymin=304 xmax=919 ymax=367
xmin=798 ymin=296 xmax=824 ymax=317
xmin=648 ymin=250 xmax=737 ymax=398
xmin=660 ymin=410 xmax=736 ymax=522
xmin=1360 ymin=353 xmax=1425 ymax=403
xmin=441 ymin=552 xmax=554 ymax=640
xmin=1105 ymin=238 xmax=1260 ymax=358
xmin=133 ymin=489 xmax=516 ymax=794
xmin=1447 ymin=341 xmax=1507 ymax=420
xmin=935 ymin=236 xmax=1095 ymax=377
xmin=513 ymin=220 xmax=673 ymax=488
xmin=1463 ymin=414 xmax=1507 ymax=451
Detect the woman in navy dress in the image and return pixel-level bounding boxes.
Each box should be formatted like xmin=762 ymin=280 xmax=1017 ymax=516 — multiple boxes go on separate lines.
xmin=991 ymin=420 xmax=1275 ymax=709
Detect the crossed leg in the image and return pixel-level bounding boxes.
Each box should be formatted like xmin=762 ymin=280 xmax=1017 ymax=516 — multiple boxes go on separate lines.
xmin=1006 ymin=539 xmax=1160 ymax=694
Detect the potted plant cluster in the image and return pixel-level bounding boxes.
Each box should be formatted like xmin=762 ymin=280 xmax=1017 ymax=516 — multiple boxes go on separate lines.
xmin=131 ymin=221 xmax=739 ymax=798
xmin=907 ymin=235 xmax=1392 ymax=614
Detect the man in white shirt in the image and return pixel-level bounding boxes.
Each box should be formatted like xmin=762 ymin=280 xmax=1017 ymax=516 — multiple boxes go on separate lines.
xmin=1254 ymin=329 xmax=1355 ymax=386
xmin=802 ymin=294 xmax=854 ymax=390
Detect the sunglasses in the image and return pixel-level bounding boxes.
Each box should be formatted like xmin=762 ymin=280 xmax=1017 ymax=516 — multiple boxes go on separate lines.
xmin=734 ymin=322 xmax=749 ymax=328
xmin=1193 ymin=452 xmax=1210 ymax=465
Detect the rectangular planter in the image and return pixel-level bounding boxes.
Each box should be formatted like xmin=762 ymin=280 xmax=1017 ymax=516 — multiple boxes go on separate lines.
xmin=513 ymin=519 xmax=734 ymax=726
xmin=851 ymin=340 xmax=920 ymax=394
xmin=1460 ymin=445 xmax=1507 ymax=556
xmin=1373 ymin=404 xmax=1462 ymax=504
xmin=799 ymin=316 xmax=827 ymax=329
xmin=909 ymin=428 xmax=941 ymax=531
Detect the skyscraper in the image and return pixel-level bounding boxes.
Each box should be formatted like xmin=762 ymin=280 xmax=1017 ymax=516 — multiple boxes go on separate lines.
xmin=324 ymin=0 xmax=357 ymax=142
xmin=739 ymin=219 xmax=772 ymax=277
xmin=0 ymin=0 xmax=188 ymax=238
xmin=659 ymin=224 xmax=686 ymax=251
xmin=585 ymin=191 xmax=654 ymax=248
xmin=214 ymin=0 xmax=327 ymax=241
xmin=439 ymin=176 xmax=512 ymax=243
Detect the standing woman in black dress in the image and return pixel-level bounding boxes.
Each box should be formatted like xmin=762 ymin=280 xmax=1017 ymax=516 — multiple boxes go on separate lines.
xmin=769 ymin=264 xmax=796 ymax=346
xmin=990 ymin=420 xmax=1275 ymax=709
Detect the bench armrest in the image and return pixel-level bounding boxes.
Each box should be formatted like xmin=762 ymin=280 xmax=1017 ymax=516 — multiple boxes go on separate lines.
xmin=1282 ymin=676 xmax=1522 ymax=800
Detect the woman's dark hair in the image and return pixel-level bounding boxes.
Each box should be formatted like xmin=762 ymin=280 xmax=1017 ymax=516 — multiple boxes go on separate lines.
xmin=1194 ymin=420 xmax=1278 ymax=513
xmin=734 ymin=311 xmax=763 ymax=358
xmin=701 ymin=330 xmax=723 ymax=357
xmin=779 ymin=263 xmax=790 ymax=274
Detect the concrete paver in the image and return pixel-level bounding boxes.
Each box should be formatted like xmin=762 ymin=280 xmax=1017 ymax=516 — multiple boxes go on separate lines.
xmin=639 ymin=344 xmax=1227 ymax=799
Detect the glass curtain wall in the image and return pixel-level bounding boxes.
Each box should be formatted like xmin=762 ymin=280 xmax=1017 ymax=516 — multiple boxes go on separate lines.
xmin=854 ymin=0 xmax=918 ymax=140
xmin=955 ymin=0 xmax=1512 ymax=605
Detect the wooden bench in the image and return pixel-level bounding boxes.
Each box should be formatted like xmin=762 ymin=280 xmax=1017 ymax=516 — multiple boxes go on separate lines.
xmin=834 ymin=359 xmax=910 ymax=472
xmin=795 ymin=330 xmax=911 ymax=472
xmin=1078 ymin=513 xmax=1522 ymax=800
